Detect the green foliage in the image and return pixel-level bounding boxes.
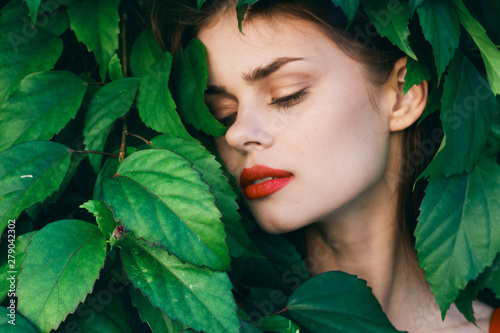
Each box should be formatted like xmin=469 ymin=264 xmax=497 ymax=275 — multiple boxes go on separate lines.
xmin=285 ymin=271 xmax=402 ymax=332
xmin=173 ymin=38 xmax=227 ymax=137
xmin=416 ymin=156 xmax=500 ymax=316
xmin=360 ymin=0 xmax=417 ymax=60
xmin=17 ymin=219 xmax=107 ymax=332
xmin=0 ymin=0 xmax=499 ymax=332
xmin=0 ymin=71 xmax=87 ymax=152
xmin=67 ymin=0 xmax=121 ymax=81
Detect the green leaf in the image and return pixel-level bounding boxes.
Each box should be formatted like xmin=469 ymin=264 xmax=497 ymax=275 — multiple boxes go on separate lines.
xmin=83 ymin=77 xmax=139 ymax=172
xmin=121 ymin=236 xmax=239 ymax=333
xmin=136 ymin=53 xmax=190 ymax=139
xmin=455 ymin=0 xmax=500 ymax=96
xmin=421 ymin=52 xmax=496 ymax=178
xmin=331 ymin=0 xmax=360 ymax=27
xmin=416 ymin=156 xmax=500 ymax=316
xmin=0 ymin=141 xmax=72 ymax=234
xmin=360 ymin=0 xmax=417 ymax=60
xmin=236 ymin=0 xmax=260 ymax=32
xmin=418 ymin=81 xmax=443 ymax=125
xmin=403 ymin=57 xmax=432 ymax=95
xmin=286 ymin=271 xmax=401 ymax=332
xmin=80 ymin=200 xmax=118 ymax=239
xmin=17 ymin=220 xmax=107 ymax=332
xmin=0 ymin=306 xmax=37 ymax=332
xmin=0 ymin=27 xmax=63 ymax=103
xmin=102 ymin=148 xmax=230 ymax=270
xmin=0 ymin=71 xmax=87 ymax=152
xmin=25 ymin=0 xmax=41 ymax=27
xmin=130 ymin=286 xmax=189 ymax=332
xmin=150 ymin=135 xmax=257 ymax=258
xmin=242 ymin=229 xmax=309 ymax=295
xmin=0 ymin=231 xmax=36 ymax=303
xmin=174 ymin=39 xmax=227 ymax=137
xmin=417 ymin=0 xmax=460 ymax=80
xmin=67 ymin=0 xmax=121 ymax=81
xmin=130 ymin=30 xmax=163 ymax=78
xmin=108 ymin=53 xmax=124 ymax=81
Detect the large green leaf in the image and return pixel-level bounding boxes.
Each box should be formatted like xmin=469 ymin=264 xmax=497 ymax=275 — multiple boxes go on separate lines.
xmin=0 ymin=71 xmax=87 ymax=152
xmin=136 ymin=53 xmax=190 ymax=139
xmin=455 ymin=0 xmax=500 ymax=96
xmin=130 ymin=30 xmax=163 ymax=78
xmin=121 ymin=236 xmax=239 ymax=333
xmin=0 ymin=26 xmax=62 ymax=103
xmin=67 ymin=0 xmax=121 ymax=81
xmin=83 ymin=77 xmax=139 ymax=172
xmin=130 ymin=286 xmax=189 ymax=332
xmin=285 ymin=271 xmax=401 ymax=332
xmin=102 ymin=148 xmax=230 ymax=270
xmin=0 ymin=306 xmax=37 ymax=332
xmin=17 ymin=220 xmax=107 ymax=332
xmin=360 ymin=0 xmax=416 ymax=60
xmin=417 ymin=0 xmax=460 ymax=80
xmin=416 ymin=156 xmax=500 ymax=316
xmin=421 ymin=52 xmax=496 ymax=178
xmin=487 ymin=265 xmax=500 ymax=300
xmin=80 ymin=200 xmax=118 ymax=240
xmin=0 ymin=231 xmax=36 ymax=303
xmin=174 ymin=38 xmax=227 ymax=137
xmin=150 ymin=135 xmax=257 ymax=258
xmin=0 ymin=141 xmax=72 ymax=233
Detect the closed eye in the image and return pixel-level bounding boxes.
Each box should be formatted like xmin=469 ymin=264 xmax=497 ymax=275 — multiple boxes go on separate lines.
xmin=269 ymin=88 xmax=309 ymax=110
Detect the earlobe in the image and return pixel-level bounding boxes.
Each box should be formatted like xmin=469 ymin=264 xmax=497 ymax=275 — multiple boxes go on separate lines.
xmin=389 ymin=57 xmax=428 ymax=132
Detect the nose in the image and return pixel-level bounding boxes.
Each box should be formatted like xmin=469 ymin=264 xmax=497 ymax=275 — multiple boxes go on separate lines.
xmin=224 ymin=107 xmax=274 ymax=153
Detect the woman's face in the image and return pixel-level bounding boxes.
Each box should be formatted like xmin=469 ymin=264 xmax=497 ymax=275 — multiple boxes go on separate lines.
xmin=199 ymin=12 xmax=396 ymax=233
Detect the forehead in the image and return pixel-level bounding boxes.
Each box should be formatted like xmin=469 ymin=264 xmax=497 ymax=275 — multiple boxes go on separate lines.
xmin=197 ymin=11 xmax=343 ymax=78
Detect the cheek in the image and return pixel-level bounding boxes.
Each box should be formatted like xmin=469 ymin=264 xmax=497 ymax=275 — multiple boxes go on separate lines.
xmin=214 ymin=137 xmax=239 ymax=176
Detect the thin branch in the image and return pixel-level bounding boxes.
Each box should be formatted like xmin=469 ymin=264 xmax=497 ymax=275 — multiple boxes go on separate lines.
xmin=70 ymin=150 xmax=120 ymax=158
xmin=121 ymin=11 xmax=128 ymax=77
xmin=119 ymin=120 xmax=128 ymax=162
xmin=127 ymin=132 xmax=151 ymax=145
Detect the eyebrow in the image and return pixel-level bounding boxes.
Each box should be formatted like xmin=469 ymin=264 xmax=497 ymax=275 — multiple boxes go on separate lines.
xmin=243 ymin=57 xmax=304 ymax=83
xmin=205 ymin=57 xmax=304 ymax=95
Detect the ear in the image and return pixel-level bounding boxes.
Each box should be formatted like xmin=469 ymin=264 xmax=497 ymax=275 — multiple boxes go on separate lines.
xmin=387 ymin=57 xmax=428 ymax=132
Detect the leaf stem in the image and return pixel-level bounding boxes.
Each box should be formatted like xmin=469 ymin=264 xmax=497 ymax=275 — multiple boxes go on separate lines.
xmin=119 ymin=120 xmax=128 ymax=162
xmin=127 ymin=132 xmax=151 ymax=145
xmin=70 ymin=150 xmax=120 ymax=158
xmin=273 ymin=306 xmax=290 ymax=316
xmin=121 ymin=11 xmax=128 ymax=77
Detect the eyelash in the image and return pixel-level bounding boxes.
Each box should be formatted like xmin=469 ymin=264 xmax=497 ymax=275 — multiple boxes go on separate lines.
xmin=217 ymin=88 xmax=309 ymax=127
xmin=269 ymin=88 xmax=309 ymax=110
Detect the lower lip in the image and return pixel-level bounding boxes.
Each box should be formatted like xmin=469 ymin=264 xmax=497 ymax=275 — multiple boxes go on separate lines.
xmin=244 ymin=176 xmax=293 ymax=200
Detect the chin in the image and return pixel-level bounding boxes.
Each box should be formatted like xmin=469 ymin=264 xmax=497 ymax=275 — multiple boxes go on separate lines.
xmin=253 ymin=212 xmax=308 ymax=235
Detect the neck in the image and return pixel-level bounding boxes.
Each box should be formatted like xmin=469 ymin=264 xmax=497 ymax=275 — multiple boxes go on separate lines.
xmin=304 ymin=202 xmax=442 ymax=332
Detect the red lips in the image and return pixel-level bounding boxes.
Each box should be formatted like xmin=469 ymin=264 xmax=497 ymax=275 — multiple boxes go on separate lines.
xmin=240 ymin=165 xmax=293 ymax=199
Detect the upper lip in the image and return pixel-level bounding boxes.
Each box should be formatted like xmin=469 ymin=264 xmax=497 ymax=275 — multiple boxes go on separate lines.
xmin=240 ymin=165 xmax=293 ymax=187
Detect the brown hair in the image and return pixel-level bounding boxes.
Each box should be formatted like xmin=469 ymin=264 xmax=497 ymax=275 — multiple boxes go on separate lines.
xmin=151 ymin=0 xmax=437 ymax=241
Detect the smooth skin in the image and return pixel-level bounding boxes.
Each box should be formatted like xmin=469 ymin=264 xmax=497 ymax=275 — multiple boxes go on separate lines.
xmin=199 ymin=9 xmax=493 ymax=333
